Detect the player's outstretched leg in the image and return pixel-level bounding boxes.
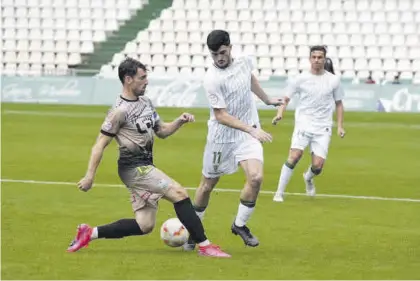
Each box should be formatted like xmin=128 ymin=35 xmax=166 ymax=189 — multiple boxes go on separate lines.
xmin=182 ymin=176 xmax=219 ymax=251
xmin=166 ymin=183 xmax=230 ymax=258
xmin=67 ymin=224 xmax=93 ymax=252
xmin=231 ymin=159 xmax=262 ymax=247
xmin=182 ymin=206 xmax=204 ymax=251
xmin=67 ymin=218 xmax=149 ymax=252
xmin=273 ymin=149 xmax=303 ymax=202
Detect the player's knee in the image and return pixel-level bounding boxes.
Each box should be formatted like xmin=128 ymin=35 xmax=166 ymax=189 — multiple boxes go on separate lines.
xmin=171 ymin=184 xmax=189 ymax=200
xmin=312 ymin=157 xmax=325 ymax=170
xmin=286 ymin=158 xmax=300 ymax=168
xmin=199 ymin=180 xmax=216 ymax=194
xmin=312 ymin=166 xmax=323 ymax=175
xmin=310 ymin=157 xmax=324 ymax=174
xmin=288 ymin=151 xmax=302 ymax=166
xmin=248 ymin=171 xmax=263 ymax=188
xmin=136 ymin=219 xmax=155 ymax=234
xmin=164 ymin=184 xmax=189 ymax=203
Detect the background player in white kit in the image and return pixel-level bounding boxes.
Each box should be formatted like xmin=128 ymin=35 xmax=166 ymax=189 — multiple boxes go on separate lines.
xmin=183 ymin=30 xmax=283 ymax=250
xmin=272 ymin=45 xmax=346 ymax=202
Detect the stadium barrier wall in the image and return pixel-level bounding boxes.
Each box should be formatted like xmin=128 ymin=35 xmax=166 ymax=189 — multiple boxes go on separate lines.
xmin=1 ymin=76 xmax=420 ymax=113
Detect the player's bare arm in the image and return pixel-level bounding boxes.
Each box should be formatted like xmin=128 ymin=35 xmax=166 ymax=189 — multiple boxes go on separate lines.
xmin=77 ymin=133 xmax=114 ymax=192
xmin=272 ymin=96 xmax=290 ymax=125
xmin=251 ymin=74 xmax=283 ymax=106
xmin=335 ymin=100 xmax=345 ymax=138
xmin=213 ymin=108 xmax=272 ymax=143
xmin=153 ymin=113 xmax=195 ymax=139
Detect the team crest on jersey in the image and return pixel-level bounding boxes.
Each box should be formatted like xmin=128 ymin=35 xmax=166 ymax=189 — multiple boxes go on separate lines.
xmin=157 ymin=179 xmax=169 ymax=190
xmin=208 ymin=94 xmax=219 ymax=106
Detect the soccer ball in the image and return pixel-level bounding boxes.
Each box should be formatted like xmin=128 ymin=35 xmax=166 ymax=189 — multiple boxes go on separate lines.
xmin=160 ymin=218 xmax=189 ymax=247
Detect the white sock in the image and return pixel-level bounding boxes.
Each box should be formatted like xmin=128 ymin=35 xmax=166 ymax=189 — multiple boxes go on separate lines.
xmin=304 ymin=166 xmax=315 ymax=181
xmin=90 ymin=227 xmax=98 ymax=240
xmin=198 ymin=239 xmax=210 ymax=247
xmin=195 ymin=210 xmax=205 ymax=221
xmin=276 ymin=163 xmax=294 ymax=195
xmin=234 ymin=203 xmax=255 ymax=227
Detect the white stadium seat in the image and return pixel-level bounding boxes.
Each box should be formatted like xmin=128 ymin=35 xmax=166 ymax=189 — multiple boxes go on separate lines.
xmin=1 ymin=0 xmax=147 ymax=75
xmin=2 ymin=0 xmax=418 ymax=80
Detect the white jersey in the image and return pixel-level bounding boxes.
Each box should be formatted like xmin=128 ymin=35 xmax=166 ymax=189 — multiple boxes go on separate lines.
xmin=203 ymin=56 xmax=260 ymax=143
xmin=286 ymin=71 xmax=344 ymax=132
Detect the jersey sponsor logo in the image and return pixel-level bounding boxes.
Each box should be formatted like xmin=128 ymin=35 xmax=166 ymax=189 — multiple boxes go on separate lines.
xmin=378 ymin=88 xmax=420 ymax=112
xmin=102 ymin=120 xmax=112 ymax=131
xmin=140 ymin=191 xmax=152 ymax=200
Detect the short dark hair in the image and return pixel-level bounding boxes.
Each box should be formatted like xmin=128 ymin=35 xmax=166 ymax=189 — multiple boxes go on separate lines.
xmin=118 ymin=57 xmax=147 ymax=84
xmin=207 ymin=30 xmax=230 ymax=52
xmin=324 ymin=57 xmax=335 ymax=74
xmin=309 ymin=45 xmax=327 ymax=57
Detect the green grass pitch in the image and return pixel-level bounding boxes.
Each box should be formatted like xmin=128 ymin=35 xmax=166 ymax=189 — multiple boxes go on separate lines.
xmin=1 ymin=103 xmax=420 ymax=279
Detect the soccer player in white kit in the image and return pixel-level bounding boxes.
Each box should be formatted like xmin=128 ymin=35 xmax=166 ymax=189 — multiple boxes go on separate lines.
xmin=183 ymin=30 xmax=283 ymax=250
xmin=272 ymin=45 xmax=346 ymax=202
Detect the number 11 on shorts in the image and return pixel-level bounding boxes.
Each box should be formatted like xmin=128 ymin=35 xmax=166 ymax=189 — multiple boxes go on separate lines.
xmin=213 ymin=152 xmax=221 ymax=164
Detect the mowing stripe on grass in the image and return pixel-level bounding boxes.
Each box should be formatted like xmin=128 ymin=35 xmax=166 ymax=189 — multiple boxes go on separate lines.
xmin=2 ymin=178 xmax=420 ymax=203
xmin=3 ymin=110 xmax=105 ymax=118
xmin=3 ymin=109 xmax=420 ymax=129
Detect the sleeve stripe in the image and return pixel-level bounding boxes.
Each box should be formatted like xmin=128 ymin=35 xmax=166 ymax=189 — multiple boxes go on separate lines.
xmin=100 ymin=130 xmax=116 ymax=137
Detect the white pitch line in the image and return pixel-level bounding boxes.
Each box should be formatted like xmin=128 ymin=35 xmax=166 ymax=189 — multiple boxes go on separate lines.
xmin=1 ymin=178 xmax=420 ymax=203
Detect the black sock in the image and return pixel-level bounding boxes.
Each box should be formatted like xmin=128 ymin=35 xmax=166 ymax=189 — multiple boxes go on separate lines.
xmin=97 ymin=219 xmax=143 ymax=239
xmin=174 ymin=198 xmax=207 ymax=244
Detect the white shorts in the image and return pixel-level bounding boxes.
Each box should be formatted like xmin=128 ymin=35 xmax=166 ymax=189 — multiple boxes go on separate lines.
xmin=290 ymin=127 xmax=332 ymax=159
xmin=202 ymin=137 xmax=263 ymax=178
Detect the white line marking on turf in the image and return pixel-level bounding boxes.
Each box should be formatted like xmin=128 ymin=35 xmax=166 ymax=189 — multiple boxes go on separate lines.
xmin=4 ymin=109 xmax=420 ymax=129
xmin=2 ymin=178 xmax=420 ymax=203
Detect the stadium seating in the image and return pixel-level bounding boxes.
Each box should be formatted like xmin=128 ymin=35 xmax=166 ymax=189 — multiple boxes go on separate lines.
xmin=98 ymin=0 xmax=420 ymax=83
xmin=1 ymin=0 xmax=419 ymax=83
xmin=1 ymin=0 xmax=147 ymax=76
